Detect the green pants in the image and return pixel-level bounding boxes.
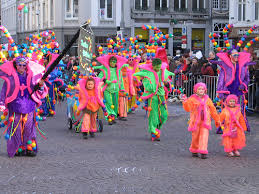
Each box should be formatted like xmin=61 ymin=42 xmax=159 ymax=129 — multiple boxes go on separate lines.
xmin=148 ymin=95 xmax=168 ymax=134
xmin=104 ymin=90 xmax=119 ymax=117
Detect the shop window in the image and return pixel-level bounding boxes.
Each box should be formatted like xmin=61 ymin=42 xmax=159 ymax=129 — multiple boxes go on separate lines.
xmin=135 ymin=27 xmax=149 ymax=44
xmin=173 ymin=28 xmax=183 ymax=56
xmin=192 ymin=28 xmax=205 ymax=52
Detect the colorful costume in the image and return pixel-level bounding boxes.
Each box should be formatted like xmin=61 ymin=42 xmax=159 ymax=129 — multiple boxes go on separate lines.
xmin=76 ymin=77 xmax=105 ymax=137
xmin=182 ymin=83 xmax=220 ymax=156
xmin=93 ymin=55 xmax=128 ymax=123
xmin=119 ymin=57 xmax=141 ymax=117
xmin=213 ymin=52 xmax=255 ymax=131
xmin=133 ymin=59 xmax=174 ymax=141
xmin=41 ymin=54 xmax=64 ymax=116
xmin=0 ymin=58 xmax=48 ymax=157
xmin=220 ymin=95 xmax=247 ymax=153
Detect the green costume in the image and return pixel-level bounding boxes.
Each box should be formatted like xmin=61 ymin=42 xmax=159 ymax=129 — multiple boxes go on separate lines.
xmin=94 ymin=55 xmax=128 ymax=122
xmin=134 ymin=60 xmax=174 ymax=140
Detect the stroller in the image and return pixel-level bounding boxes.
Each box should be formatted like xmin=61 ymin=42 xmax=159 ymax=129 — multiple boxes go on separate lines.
xmin=66 ymin=90 xmax=103 ymax=133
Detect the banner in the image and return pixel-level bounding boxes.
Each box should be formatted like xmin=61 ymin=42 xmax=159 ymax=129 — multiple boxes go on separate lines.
xmin=78 ymin=24 xmax=94 ymax=75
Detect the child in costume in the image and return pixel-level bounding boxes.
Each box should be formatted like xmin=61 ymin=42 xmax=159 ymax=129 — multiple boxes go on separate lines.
xmin=118 ymin=57 xmax=141 ymax=119
xmin=0 ymin=57 xmax=48 ymax=157
xmin=219 ymin=94 xmax=247 ymax=157
xmin=134 ymin=58 xmax=174 ymax=141
xmin=93 ymin=55 xmax=128 ymax=125
xmin=76 ymin=77 xmax=105 ymax=139
xmin=182 ymin=83 xmax=220 ymax=159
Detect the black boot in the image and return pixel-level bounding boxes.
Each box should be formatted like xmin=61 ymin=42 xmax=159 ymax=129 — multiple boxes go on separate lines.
xmin=26 ymin=150 xmax=37 ymax=157
xmin=15 ymin=150 xmax=26 ymax=157
xmin=201 ymin=154 xmax=207 ymax=159
xmin=82 ymin=132 xmax=88 ymax=139
xmin=192 ymin=153 xmax=199 ymax=157
xmin=89 ymin=132 xmax=95 ymax=138
xmin=120 ymin=117 xmax=127 ymax=121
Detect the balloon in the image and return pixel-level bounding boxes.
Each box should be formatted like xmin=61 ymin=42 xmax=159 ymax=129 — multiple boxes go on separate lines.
xmin=24 ymin=6 xmax=28 ymax=13
xmin=17 ymin=4 xmax=25 ymax=11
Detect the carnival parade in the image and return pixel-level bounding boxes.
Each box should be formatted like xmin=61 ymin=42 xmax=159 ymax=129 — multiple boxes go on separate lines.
xmin=0 ymin=0 xmax=259 ymax=193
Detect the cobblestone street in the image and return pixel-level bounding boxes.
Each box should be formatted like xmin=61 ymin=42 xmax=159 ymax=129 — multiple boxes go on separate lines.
xmin=0 ymin=103 xmax=258 ymax=193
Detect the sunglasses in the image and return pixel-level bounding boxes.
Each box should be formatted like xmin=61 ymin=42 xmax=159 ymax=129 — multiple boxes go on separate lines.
xmin=231 ymin=54 xmax=239 ymax=57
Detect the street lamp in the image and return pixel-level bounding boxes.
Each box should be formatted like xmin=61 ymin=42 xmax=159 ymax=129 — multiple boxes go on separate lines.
xmin=36 ymin=1 xmax=40 ymax=34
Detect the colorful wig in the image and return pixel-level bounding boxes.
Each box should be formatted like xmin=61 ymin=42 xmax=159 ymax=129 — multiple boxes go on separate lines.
xmin=193 ymin=82 xmax=207 ymax=94
xmin=225 ymin=94 xmax=239 ymax=106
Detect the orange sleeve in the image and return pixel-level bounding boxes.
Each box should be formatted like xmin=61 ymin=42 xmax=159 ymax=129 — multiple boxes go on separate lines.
xmin=219 ymin=109 xmax=226 ymax=124
xmin=239 ymin=113 xmax=247 ymax=131
xmin=208 ymin=98 xmax=220 ymax=124
xmin=182 ymin=97 xmax=193 ymax=112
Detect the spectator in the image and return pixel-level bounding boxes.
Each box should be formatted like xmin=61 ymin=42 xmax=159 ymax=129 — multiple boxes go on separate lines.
xmin=182 ymin=49 xmax=190 ymax=72
xmin=208 ymin=51 xmax=219 ymax=76
xmin=188 ymin=57 xmax=202 ymax=76
xmin=201 ymin=59 xmax=214 ymax=76
xmin=184 ymin=57 xmax=192 ymax=74
xmin=167 ymin=55 xmax=174 ymax=72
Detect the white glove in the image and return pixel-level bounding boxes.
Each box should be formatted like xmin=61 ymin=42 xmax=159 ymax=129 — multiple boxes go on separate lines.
xmin=0 ymin=105 xmax=6 ymax=112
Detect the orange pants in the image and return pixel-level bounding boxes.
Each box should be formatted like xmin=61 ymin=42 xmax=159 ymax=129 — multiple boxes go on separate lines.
xmin=189 ymin=126 xmax=209 ymax=154
xmin=81 ymin=112 xmax=97 ymax=133
xmin=119 ymin=96 xmax=128 ymax=117
xmin=222 ymin=132 xmax=246 ymax=153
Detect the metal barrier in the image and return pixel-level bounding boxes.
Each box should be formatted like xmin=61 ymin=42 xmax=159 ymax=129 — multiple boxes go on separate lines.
xmin=247 ymin=81 xmax=257 ymax=111
xmin=171 ymin=73 xmax=218 ymax=99
xmin=170 ymin=73 xmax=257 ymax=111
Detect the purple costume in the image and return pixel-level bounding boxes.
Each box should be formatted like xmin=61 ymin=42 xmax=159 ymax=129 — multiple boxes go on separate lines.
xmin=0 ymin=60 xmax=48 ymax=157
xmin=214 ymin=52 xmax=255 ymax=131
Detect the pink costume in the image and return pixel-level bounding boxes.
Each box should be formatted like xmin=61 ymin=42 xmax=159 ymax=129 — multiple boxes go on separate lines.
xmin=183 ymin=83 xmax=220 ymax=154
xmin=76 ymin=77 xmax=105 ymax=133
xmin=220 ymin=95 xmax=247 ymax=153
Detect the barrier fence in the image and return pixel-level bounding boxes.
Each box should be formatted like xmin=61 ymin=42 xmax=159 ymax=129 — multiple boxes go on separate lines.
xmin=170 ymin=73 xmax=257 ymax=111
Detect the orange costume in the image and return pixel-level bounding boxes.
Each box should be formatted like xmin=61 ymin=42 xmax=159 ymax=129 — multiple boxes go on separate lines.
xmin=183 ymin=93 xmax=220 ymax=154
xmin=118 ymin=67 xmax=129 ymax=118
xmin=76 ymin=77 xmax=105 ymax=133
xmin=220 ymin=98 xmax=247 ymax=153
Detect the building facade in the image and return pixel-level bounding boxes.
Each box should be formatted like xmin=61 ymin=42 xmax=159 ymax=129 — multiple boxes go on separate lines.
xmin=13 ymin=0 xmax=123 ymax=56
xmin=211 ymin=0 xmax=229 ymax=51
xmin=1 ymin=0 xmax=17 ymax=42
xmin=229 ymin=0 xmax=259 ymax=53
xmin=126 ymin=0 xmax=214 ymax=56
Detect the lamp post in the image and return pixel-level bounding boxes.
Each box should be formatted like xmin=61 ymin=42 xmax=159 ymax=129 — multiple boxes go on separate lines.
xmin=36 ymin=1 xmax=40 ymax=34
xmin=119 ymin=0 xmax=125 ymax=38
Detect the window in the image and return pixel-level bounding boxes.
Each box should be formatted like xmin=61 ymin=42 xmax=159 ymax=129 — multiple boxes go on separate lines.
xmin=221 ymin=0 xmax=228 ymax=10
xmin=155 ymin=0 xmax=168 ymax=10
xmin=174 ymin=0 xmax=187 ymax=11
xmin=135 ymin=0 xmax=148 ymax=10
xmin=255 ymin=2 xmax=259 ymax=20
xmin=213 ymin=0 xmax=219 ymax=9
xmin=213 ymin=22 xmax=228 ymax=49
xmin=238 ymin=0 xmax=246 ymax=21
xmin=192 ymin=0 xmax=205 ymax=11
xmin=65 ymin=0 xmax=78 ymax=19
xmin=100 ymin=0 xmax=113 ymax=19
